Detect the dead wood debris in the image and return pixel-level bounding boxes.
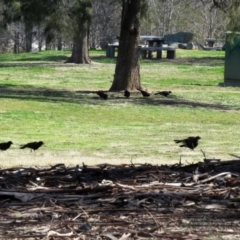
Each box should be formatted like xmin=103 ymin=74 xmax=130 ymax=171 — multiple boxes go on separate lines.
xmin=0 ymin=160 xmax=240 ymax=239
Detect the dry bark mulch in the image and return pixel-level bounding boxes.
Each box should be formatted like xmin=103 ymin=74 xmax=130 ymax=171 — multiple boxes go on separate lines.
xmin=1 ymin=159 xmax=240 ymax=240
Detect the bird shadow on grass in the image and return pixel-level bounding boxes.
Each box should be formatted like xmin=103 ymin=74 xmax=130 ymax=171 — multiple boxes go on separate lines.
xmin=0 ymin=84 xmax=238 ymax=111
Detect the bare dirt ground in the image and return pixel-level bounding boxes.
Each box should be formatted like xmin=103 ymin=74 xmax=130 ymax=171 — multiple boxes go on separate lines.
xmin=0 ymin=150 xmax=170 ymax=168
xmin=0 ymin=158 xmax=240 ymax=239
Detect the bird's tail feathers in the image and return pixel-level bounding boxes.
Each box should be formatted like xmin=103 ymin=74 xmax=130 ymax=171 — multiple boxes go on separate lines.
xmin=174 ymin=140 xmax=182 ymax=143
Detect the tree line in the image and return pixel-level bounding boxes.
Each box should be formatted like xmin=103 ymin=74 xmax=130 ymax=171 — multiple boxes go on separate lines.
xmin=0 ymin=1 xmax=236 ymax=54
xmin=0 ymin=0 xmax=239 ymax=90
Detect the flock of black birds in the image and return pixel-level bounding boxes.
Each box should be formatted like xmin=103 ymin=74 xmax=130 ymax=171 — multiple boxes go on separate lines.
xmin=96 ymin=89 xmax=172 ymax=100
xmin=95 ymin=90 xmax=202 ymax=150
xmin=0 ymin=137 xmax=200 ymax=152
xmin=0 ymin=137 xmax=201 ymax=153
xmin=0 ymin=141 xmax=44 ymax=152
xmin=1 ymin=90 xmax=200 ymax=154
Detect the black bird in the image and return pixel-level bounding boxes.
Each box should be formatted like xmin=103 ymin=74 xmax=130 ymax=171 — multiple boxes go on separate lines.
xmin=20 ymin=141 xmax=44 ymax=151
xmin=138 ymin=89 xmax=150 ymax=97
xmin=174 ymin=136 xmax=201 ymax=150
xmin=124 ymin=90 xmax=130 ymax=98
xmin=155 ymin=91 xmax=172 ymax=97
xmin=0 ymin=141 xmax=13 ymax=151
xmin=96 ymin=91 xmax=108 ymax=100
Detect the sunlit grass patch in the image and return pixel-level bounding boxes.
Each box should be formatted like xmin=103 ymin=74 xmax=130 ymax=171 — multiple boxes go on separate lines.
xmin=0 ymin=49 xmax=239 ymax=167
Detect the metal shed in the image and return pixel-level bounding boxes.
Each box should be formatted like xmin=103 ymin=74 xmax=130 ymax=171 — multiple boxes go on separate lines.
xmin=224 ymin=32 xmax=240 ymax=86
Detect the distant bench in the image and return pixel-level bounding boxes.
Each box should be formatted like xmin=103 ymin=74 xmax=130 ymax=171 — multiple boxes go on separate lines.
xmin=140 ymin=46 xmax=176 ymax=59
xmin=106 ymin=44 xmax=176 ymax=59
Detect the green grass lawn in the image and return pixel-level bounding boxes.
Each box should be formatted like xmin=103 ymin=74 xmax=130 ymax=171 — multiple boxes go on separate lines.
xmin=0 ymin=49 xmax=239 ymax=167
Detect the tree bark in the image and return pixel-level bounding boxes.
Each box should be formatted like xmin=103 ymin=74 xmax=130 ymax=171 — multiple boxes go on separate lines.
xmin=45 ymin=32 xmax=54 ymax=50
xmin=67 ymin=28 xmax=91 ymax=64
xmin=57 ymin=33 xmax=62 ymax=51
xmin=14 ymin=31 xmax=19 ymax=54
xmin=66 ymin=0 xmax=92 ymax=64
xmin=109 ymin=0 xmax=146 ymax=91
xmin=25 ymin=22 xmax=33 ymax=52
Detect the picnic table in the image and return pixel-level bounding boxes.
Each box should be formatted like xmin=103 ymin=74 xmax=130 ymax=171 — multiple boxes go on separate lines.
xmin=140 ymin=35 xmax=164 ymax=58
xmin=140 ymin=35 xmax=175 ymax=59
xmin=106 ymin=35 xmax=176 ymax=59
xmin=206 ymin=38 xmax=216 ymax=47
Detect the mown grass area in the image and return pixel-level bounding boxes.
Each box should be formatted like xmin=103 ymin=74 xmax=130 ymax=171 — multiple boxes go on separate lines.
xmin=0 ymin=49 xmax=240 ymax=167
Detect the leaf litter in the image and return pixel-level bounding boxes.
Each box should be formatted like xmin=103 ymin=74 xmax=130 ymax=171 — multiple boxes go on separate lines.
xmin=0 ymin=158 xmax=240 ymax=239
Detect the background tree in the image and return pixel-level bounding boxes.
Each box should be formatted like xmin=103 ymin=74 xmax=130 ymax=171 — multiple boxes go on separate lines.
xmin=109 ymin=0 xmax=148 ymax=91
xmin=147 ymin=0 xmax=176 ymax=36
xmin=1 ymin=0 xmax=238 ymax=56
xmin=0 ymin=0 xmax=21 ymax=53
xmin=65 ymin=0 xmax=92 ymax=63
xmin=187 ymin=0 xmax=226 ymax=42
xmin=90 ymin=0 xmax=121 ymax=49
xmin=211 ymin=0 xmax=240 ymax=41
xmin=0 ymin=0 xmax=59 ymax=52
xmin=225 ymin=0 xmax=240 ymax=32
xmin=0 ymin=0 xmax=93 ymax=63
xmin=17 ymin=0 xmax=57 ymax=52
xmin=144 ymin=0 xmax=226 ymax=43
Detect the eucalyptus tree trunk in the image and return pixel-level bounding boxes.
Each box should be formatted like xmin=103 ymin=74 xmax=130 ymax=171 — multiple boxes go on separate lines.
xmin=66 ymin=0 xmax=92 ymax=64
xmin=14 ymin=31 xmax=20 ymax=53
xmin=25 ymin=22 xmax=33 ymax=52
xmin=45 ymin=31 xmax=54 ymax=50
xmin=67 ymin=28 xmax=91 ymax=63
xmin=109 ymin=0 xmax=148 ymax=91
xmin=57 ymin=33 xmax=62 ymax=50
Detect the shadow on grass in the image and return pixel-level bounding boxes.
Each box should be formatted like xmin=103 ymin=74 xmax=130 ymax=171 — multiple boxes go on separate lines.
xmin=91 ymin=56 xmax=116 ymax=64
xmin=0 ymin=53 xmax=69 ymax=63
xmin=0 ymin=55 xmax=224 ymax=68
xmin=0 ymin=61 xmax=86 ymax=68
xmin=140 ymin=56 xmax=225 ymax=67
xmin=92 ymin=55 xmax=224 ymax=67
xmin=0 ymin=57 xmax=111 ymax=68
xmin=14 ymin=55 xmax=70 ymax=62
xmin=0 ymin=84 xmax=238 ymax=111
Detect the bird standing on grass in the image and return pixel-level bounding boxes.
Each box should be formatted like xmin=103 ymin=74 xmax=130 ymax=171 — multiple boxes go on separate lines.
xmin=174 ymin=136 xmax=201 ymax=150
xmin=124 ymin=90 xmax=130 ymax=98
xmin=96 ymin=91 xmax=108 ymax=100
xmin=155 ymin=91 xmax=172 ymax=97
xmin=138 ymin=89 xmax=150 ymax=97
xmin=0 ymin=141 xmax=13 ymax=151
xmin=20 ymin=141 xmax=44 ymax=151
